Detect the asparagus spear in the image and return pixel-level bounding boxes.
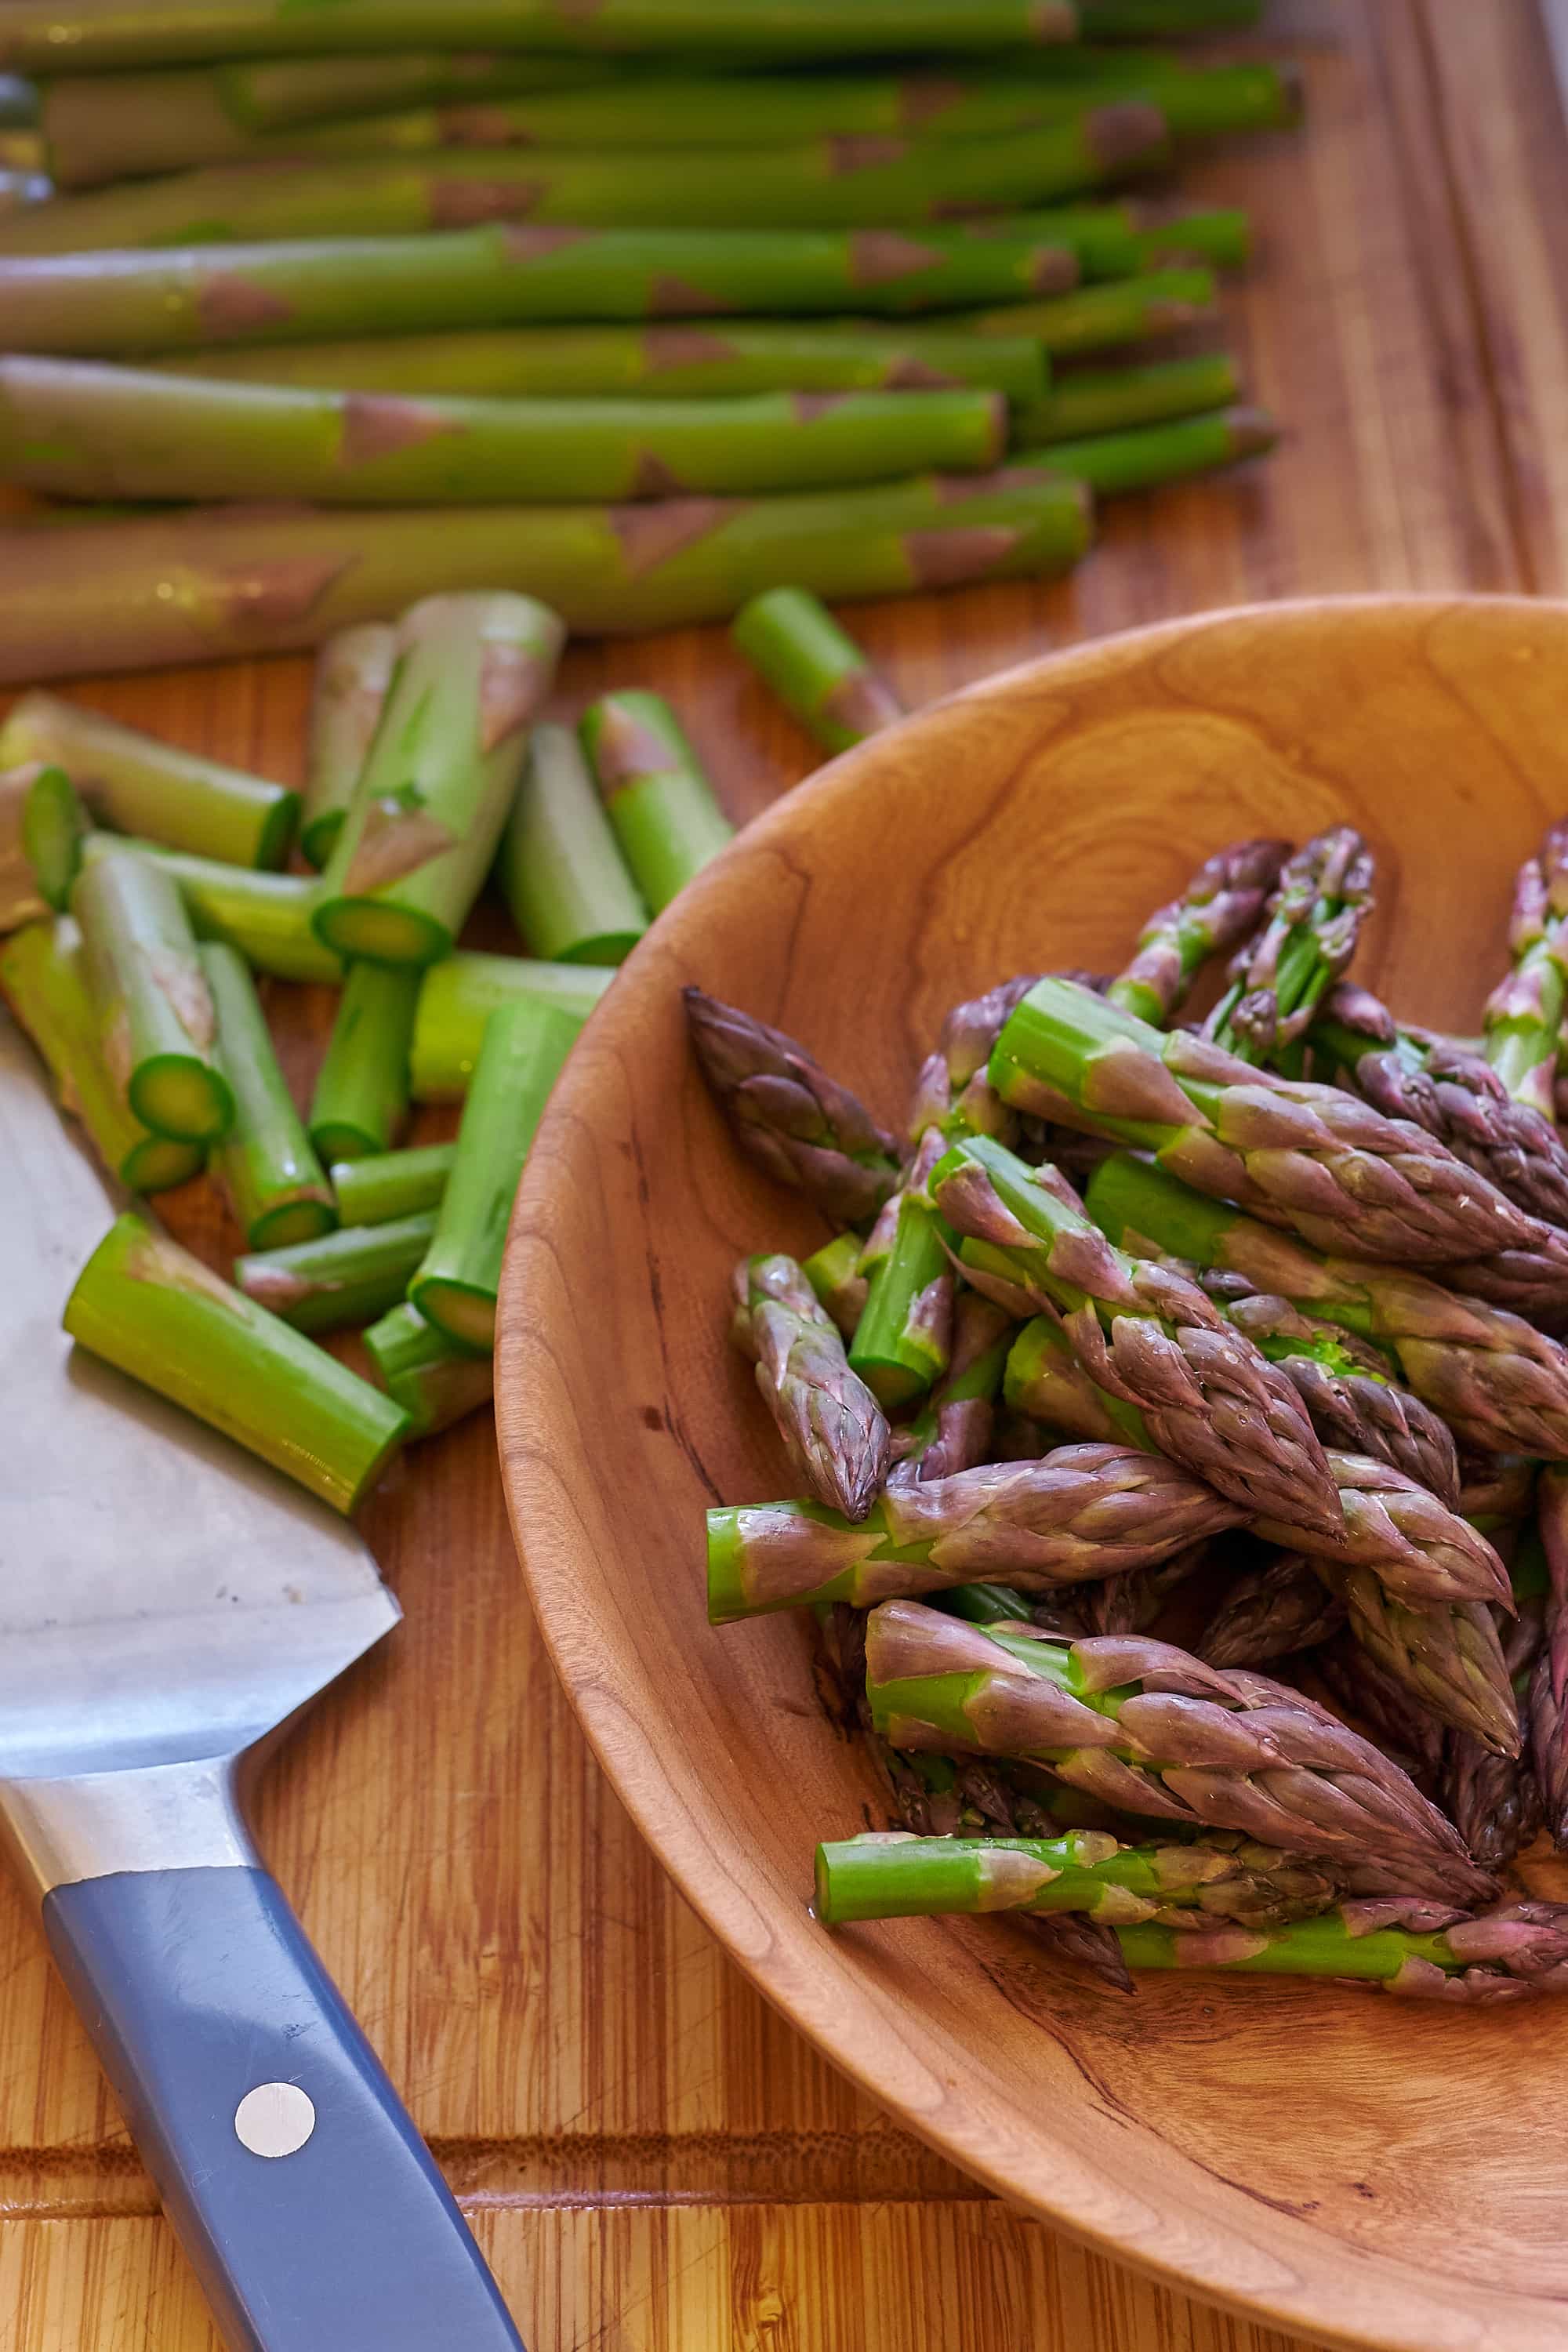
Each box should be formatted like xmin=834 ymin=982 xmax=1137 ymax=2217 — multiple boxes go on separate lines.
xmin=71 ymin=847 xmax=233 ymax=1144
xmin=579 ymin=695 xmax=732 ymax=915
xmin=0 ymin=916 xmax=204 ymax=1192
xmin=0 ymin=690 xmax=298 ymax=868
xmin=1115 ymin=1904 xmax=1568 ymax=1999
xmin=991 ymin=975 xmax=1555 ymax=1268
xmin=0 ymin=764 xmax=47 ymax=935
xmin=1086 ymin=1149 xmax=1568 ymax=1462
xmin=236 ymin=1210 xmax=436 ymax=1336
xmin=1039 ymin=405 xmax=1277 ymax=495
xmin=684 ymin=987 xmax=899 ymax=1226
xmin=708 ymin=1443 xmax=1243 ymax=1624
xmin=80 ymin=833 xmax=341 ymax=983
xmin=1 ymin=359 xmax=1011 ymax=504
xmin=1312 ymin=982 xmax=1568 ymax=1233
xmin=155 ymin=322 xmax=1051 ymax=404
xmin=732 ymin=589 xmax=902 ymax=756
xmin=1199 ymin=1552 xmax=1347 ymax=1671
xmin=1104 ymin=836 xmax=1288 ymax=1028
xmin=1331 ymin=1574 xmax=1519 ymax=1756
xmin=0 ymin=111 xmax=1174 ymax=256
xmin=733 ymin=1253 xmax=891 ymax=1520
xmin=20 ymin=763 xmax=87 ymax=913
xmin=412 ymin=952 xmax=610 ymax=1102
xmin=308 ymin=964 xmax=419 ymax=1164
xmin=1014 ymin=351 xmax=1239 ymax=448
xmin=961 ymin=267 xmax=1217 ymax=352
xmin=864 ymin=1599 xmax=1486 ymax=1890
xmin=1442 ymin=1599 xmax=1543 ymax=1869
xmin=202 ymin=943 xmax=335 ymax=1249
xmin=803 ymin=1231 xmax=869 ymax=1341
xmin=314 ymin=590 xmax=563 ymax=967
xmin=300 ymin=621 xmax=395 ymax=871
xmin=848 ymin=1130 xmax=956 ymax=1410
xmin=928 ymin=1133 xmax=1342 ymax=1535
xmin=495 ymin=723 xmax=648 ymax=967
xmin=1079 ymin=1541 xmax=1209 ymax=1636
xmin=361 ymin=1299 xmax=494 ymax=1439
xmin=0 ymin=469 xmax=1093 ymax=684
xmin=331 ymin=1142 xmax=454 ymax=1229
xmin=1203 ymin=827 xmax=1375 ymax=1065
xmin=408 ymin=997 xmax=579 ymax=1348
xmin=908 ymin=974 xmax=1042 ymax=1149
xmin=1124 ymin=202 xmax=1251 ymax=271
xmin=1312 ymin=1624 xmax=1446 ymax=1784
xmin=1528 ymin=1466 xmax=1568 ymax=1849
xmin=64 ymin=1210 xmax=408 ymax=1515
xmin=891 ymin=1293 xmax=1014 ymax=1483
xmin=1483 ymin=821 xmax=1568 ymax=1123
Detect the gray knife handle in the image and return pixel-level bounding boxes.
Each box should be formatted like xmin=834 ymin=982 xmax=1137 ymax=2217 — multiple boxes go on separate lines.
xmin=44 ymin=1864 xmax=526 ymax=2352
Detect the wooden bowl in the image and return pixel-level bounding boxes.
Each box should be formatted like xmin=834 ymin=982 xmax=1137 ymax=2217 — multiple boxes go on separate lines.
xmin=499 ymin=597 xmax=1568 ymax=2352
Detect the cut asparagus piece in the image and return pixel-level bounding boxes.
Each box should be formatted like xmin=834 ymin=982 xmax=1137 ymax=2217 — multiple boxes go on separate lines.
xmin=71 ymin=845 xmax=233 ymax=1143
xmin=579 ymin=692 xmax=731 ymax=916
xmin=1204 ymin=827 xmax=1374 ymax=1066
xmin=0 ymin=916 xmax=204 ymax=1192
xmin=894 ymin=1292 xmax=1014 ymax=1482
xmin=20 ymin=762 xmax=87 ymax=912
xmin=929 ymin=1132 xmax=1341 ymax=1534
xmin=0 ymin=108 xmax=1174 ymax=254
xmin=708 ymin=1443 xmax=1242 ymax=1624
xmin=301 ymin=621 xmax=395 ymax=871
xmin=412 ymin=951 xmax=609 ymax=1102
xmin=202 ymin=942 xmax=335 ymax=1249
xmin=993 ymin=975 xmax=1555 ymax=1268
xmin=313 ymin=590 xmax=564 ymax=967
xmin=408 ymin=996 xmax=579 ymax=1349
xmin=1014 ymin=350 xmax=1240 ymax=446
xmin=64 ymin=1210 xmax=408 ymax=1514
xmin=733 ymin=1253 xmax=891 ymax=1519
xmin=81 ymin=832 xmax=340 ymax=983
xmin=0 ymin=690 xmax=298 ymax=868
xmin=1483 ymin=820 xmax=1568 ymax=1121
xmin=496 ymin=722 xmax=648 ymax=967
xmin=308 ymin=964 xmax=419 ymax=1163
xmin=1 ymin=359 xmax=1011 ymax=505
xmin=0 ymin=470 xmax=1093 ymax=684
xmin=848 ymin=1131 xmax=956 ymax=1410
xmin=732 ymin=587 xmax=902 ymax=755
xmin=961 ymin=267 xmax=1217 ymax=351
xmin=331 ymin=1142 xmax=455 ymax=1228
xmin=1039 ymin=405 xmax=1277 ymax=495
xmin=156 ymin=322 xmax=1051 ymax=403
xmin=802 ymin=1230 xmax=869 ymax=1341
xmin=361 ymin=1299 xmax=494 ymax=1439
xmin=0 ymin=762 xmax=47 ymax=935
xmin=237 ymin=1210 xmax=436 ymax=1336
xmin=684 ymin=985 xmax=899 ymax=1226
xmin=1105 ymin=836 xmax=1287 ymax=1028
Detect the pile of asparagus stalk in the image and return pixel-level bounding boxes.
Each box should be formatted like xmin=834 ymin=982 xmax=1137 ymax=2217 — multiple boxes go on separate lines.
xmin=0 ymin=0 xmax=1293 ymax=683
xmin=689 ymin=823 xmax=1568 ymax=2002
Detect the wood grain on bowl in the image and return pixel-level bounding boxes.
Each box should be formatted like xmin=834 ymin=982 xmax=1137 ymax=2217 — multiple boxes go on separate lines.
xmin=502 ymin=599 xmax=1568 ymax=2352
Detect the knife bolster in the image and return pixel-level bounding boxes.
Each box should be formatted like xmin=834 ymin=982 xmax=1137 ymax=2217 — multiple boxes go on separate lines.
xmin=0 ymin=1753 xmax=256 ymax=1900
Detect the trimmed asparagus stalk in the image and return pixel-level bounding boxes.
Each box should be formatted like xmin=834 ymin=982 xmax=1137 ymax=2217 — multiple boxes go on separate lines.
xmin=928 ymin=1132 xmax=1341 ymax=1535
xmin=314 ymin=591 xmax=562 ymax=967
xmin=308 ymin=964 xmax=419 ymax=1163
xmin=331 ymin=1142 xmax=454 ymax=1228
xmin=848 ymin=1131 xmax=956 ymax=1411
xmin=81 ymin=831 xmax=340 ymax=983
xmin=1038 ymin=404 xmax=1278 ymax=495
xmin=71 ymin=846 xmax=232 ymax=1143
xmin=962 ymin=267 xmax=1217 ymax=350
xmin=361 ymin=1299 xmax=494 ymax=1439
xmin=0 ymin=690 xmax=298 ymax=867
xmin=1483 ymin=822 xmax=1568 ymax=1121
xmin=1205 ymin=828 xmax=1375 ymax=1066
xmin=0 ymin=469 xmax=1093 ymax=685
xmin=1014 ymin=350 xmax=1240 ymax=445
xmin=155 ymin=322 xmax=1051 ymax=404
xmin=1198 ymin=1552 xmax=1347 ymax=1671
xmin=200 ymin=942 xmax=334 ymax=1249
xmin=0 ymin=110 xmax=1174 ymax=256
xmin=708 ymin=1442 xmax=1242 ymax=1624
xmin=64 ymin=1210 xmax=408 ymax=1513
xmin=1126 ymin=202 xmax=1251 ymax=271
xmin=864 ymin=1599 xmax=1484 ymax=1892
xmin=0 ymin=916 xmax=203 ymax=1192
xmin=408 ymin=996 xmax=579 ymax=1348
xmin=301 ymin=621 xmax=395 ymax=871
xmin=496 ymin=722 xmax=648 ymax=967
xmin=578 ymin=694 xmax=731 ymax=915
xmin=0 ymin=764 xmax=47 ymax=934
xmin=20 ymin=763 xmax=88 ymax=912
xmin=1 ymin=359 xmax=1011 ymax=505
xmin=732 ymin=587 xmax=902 ymax=755
xmin=1106 ymin=1905 xmax=1568 ymax=1998
xmin=237 ymin=1210 xmax=436 ymax=1335
xmin=732 ymin=1252 xmax=891 ymax=1519
xmin=803 ymin=1231 xmax=869 ymax=1340
xmin=993 ymin=976 xmax=1555 ymax=1269
xmin=1105 ymin=836 xmax=1287 ymax=1027
xmin=413 ymin=951 xmax=609 ymax=1102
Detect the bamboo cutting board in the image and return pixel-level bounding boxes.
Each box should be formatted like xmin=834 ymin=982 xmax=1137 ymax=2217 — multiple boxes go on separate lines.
xmin=4 ymin=5 xmax=1567 ymax=2344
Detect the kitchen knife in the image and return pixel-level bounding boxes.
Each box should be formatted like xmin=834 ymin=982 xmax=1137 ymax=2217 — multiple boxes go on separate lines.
xmin=0 ymin=1004 xmax=525 ymax=2352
